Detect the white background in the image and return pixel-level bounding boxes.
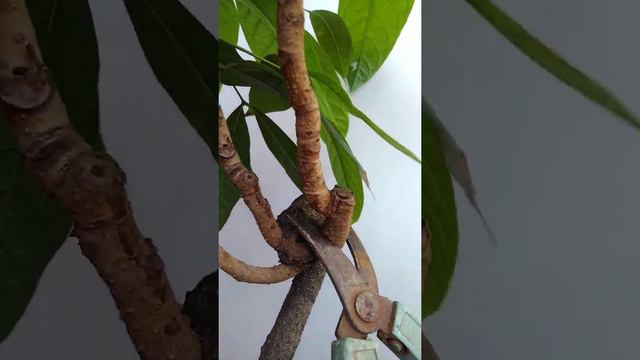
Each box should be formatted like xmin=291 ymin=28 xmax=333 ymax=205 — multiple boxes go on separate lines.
xmin=424 ymin=0 xmax=640 ymax=359
xmin=219 ymin=0 xmax=422 ymax=359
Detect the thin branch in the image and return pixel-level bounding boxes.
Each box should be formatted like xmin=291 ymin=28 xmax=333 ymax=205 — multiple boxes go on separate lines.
xmin=219 ymin=245 xmax=300 ymax=284
xmin=232 ymin=85 xmax=248 ymax=106
xmin=259 ymin=261 xmax=325 ymax=360
xmin=277 ymin=0 xmax=331 ymax=213
xmin=0 ymin=2 xmax=199 ymax=358
xmin=219 ymin=106 xmax=283 ymax=250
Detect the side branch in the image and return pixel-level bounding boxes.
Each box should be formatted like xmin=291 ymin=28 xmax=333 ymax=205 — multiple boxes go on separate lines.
xmin=277 ymin=0 xmax=330 ymax=213
xmin=219 ymin=107 xmax=283 ymax=250
xmin=219 ymin=245 xmax=300 ymax=284
xmin=0 ymin=2 xmax=199 ymax=359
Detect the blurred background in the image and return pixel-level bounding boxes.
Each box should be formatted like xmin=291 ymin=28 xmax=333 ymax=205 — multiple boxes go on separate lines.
xmin=423 ymin=1 xmax=640 ymax=359
xmin=0 ymin=1 xmax=216 ymax=359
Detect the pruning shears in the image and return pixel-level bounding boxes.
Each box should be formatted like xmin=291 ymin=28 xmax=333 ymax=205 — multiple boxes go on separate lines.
xmin=286 ymin=212 xmax=422 ymax=360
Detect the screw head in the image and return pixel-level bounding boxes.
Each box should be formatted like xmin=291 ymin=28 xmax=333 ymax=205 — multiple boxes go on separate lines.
xmin=354 ymin=290 xmax=380 ymax=322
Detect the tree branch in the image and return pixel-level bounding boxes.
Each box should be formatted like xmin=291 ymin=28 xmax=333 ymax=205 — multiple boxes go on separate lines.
xmin=219 ymin=245 xmax=300 ymax=284
xmin=219 ymin=106 xmax=283 ymax=251
xmin=277 ymin=0 xmax=330 ymax=214
xmin=259 ymin=261 xmax=325 ymax=360
xmin=0 ymin=2 xmax=200 ymax=358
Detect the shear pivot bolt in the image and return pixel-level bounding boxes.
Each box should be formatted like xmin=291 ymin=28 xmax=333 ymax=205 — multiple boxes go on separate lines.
xmin=355 ymin=291 xmax=379 ymax=322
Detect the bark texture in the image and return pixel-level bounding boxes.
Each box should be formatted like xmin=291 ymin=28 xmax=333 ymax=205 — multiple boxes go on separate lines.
xmin=219 ymin=245 xmax=300 ymax=284
xmin=183 ymin=271 xmax=218 ymax=360
xmin=219 ymin=107 xmax=283 ymax=250
xmin=0 ymin=2 xmax=200 ymax=358
xmin=277 ymin=0 xmax=330 ymax=214
xmin=259 ymin=261 xmax=326 ymax=360
xmin=322 ymin=187 xmax=355 ymax=246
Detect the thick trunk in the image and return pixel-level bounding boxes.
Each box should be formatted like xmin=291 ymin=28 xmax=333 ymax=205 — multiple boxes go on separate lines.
xmin=259 ymin=261 xmax=325 ymax=360
xmin=0 ymin=1 xmax=200 ymax=358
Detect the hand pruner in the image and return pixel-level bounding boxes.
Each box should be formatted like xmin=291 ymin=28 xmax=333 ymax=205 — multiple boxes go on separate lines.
xmin=286 ymin=212 xmax=422 ymax=360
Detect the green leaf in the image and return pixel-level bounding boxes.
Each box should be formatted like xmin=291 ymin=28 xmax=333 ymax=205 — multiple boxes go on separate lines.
xmin=304 ymin=32 xmax=339 ymax=80
xmin=309 ymin=10 xmax=354 ymax=78
xmin=422 ymin=98 xmax=459 ymax=318
xmin=220 ymin=0 xmax=239 ymax=45
xmin=314 ymin=81 xmax=349 ymax=137
xmin=28 ymin=0 xmax=104 ymax=150
xmin=248 ymin=86 xmax=291 ymax=114
xmin=1 ymin=0 xmax=101 ymax=342
xmin=304 ymin=32 xmax=350 ymax=136
xmin=254 ymin=110 xmax=302 ymax=190
xmin=236 ymin=0 xmax=277 ymax=57
xmin=338 ymin=0 xmax=414 ymax=90
xmin=466 ymin=0 xmax=640 ymax=129
xmin=219 ymin=61 xmax=289 ymax=105
xmin=219 ymin=39 xmax=244 ymax=65
xmin=124 ymin=0 xmax=218 ymax=159
xmin=219 ymin=106 xmax=251 ymax=230
xmin=320 ymin=118 xmax=364 ymax=222
xmin=309 ymin=71 xmax=420 ymax=163
xmin=426 ymin=100 xmax=496 ymax=245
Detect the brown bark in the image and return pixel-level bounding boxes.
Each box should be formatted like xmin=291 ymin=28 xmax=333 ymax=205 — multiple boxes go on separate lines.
xmin=277 ymin=0 xmax=330 ymax=214
xmin=259 ymin=261 xmax=325 ymax=360
xmin=219 ymin=245 xmax=300 ymax=284
xmin=219 ymin=106 xmax=283 ymax=250
xmin=0 ymin=2 xmax=200 ymax=358
xmin=182 ymin=271 xmax=218 ymax=360
xmin=322 ymin=187 xmax=355 ymax=246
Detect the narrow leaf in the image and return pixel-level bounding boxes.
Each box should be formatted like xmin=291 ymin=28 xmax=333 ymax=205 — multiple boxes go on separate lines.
xmin=219 ymin=61 xmax=289 ymax=105
xmin=304 ymin=33 xmax=350 ymax=136
xmin=1 ymin=0 xmax=101 ymax=342
xmin=338 ymin=0 xmax=414 ymax=90
xmin=309 ymin=71 xmax=420 ymax=163
xmin=219 ymin=106 xmax=251 ymax=230
xmin=422 ymin=99 xmax=459 ymax=318
xmin=248 ymin=86 xmax=291 ymax=114
xmin=219 ymin=39 xmax=244 ymax=66
xmin=254 ymin=110 xmax=302 ymax=190
xmin=236 ymin=0 xmax=277 ymax=57
xmin=467 ymin=0 xmax=640 ymax=129
xmin=124 ymin=0 xmax=218 ymax=159
xmin=220 ymin=0 xmax=239 ymax=45
xmin=309 ymin=10 xmax=354 ymax=78
xmin=424 ymin=100 xmax=496 ymax=245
